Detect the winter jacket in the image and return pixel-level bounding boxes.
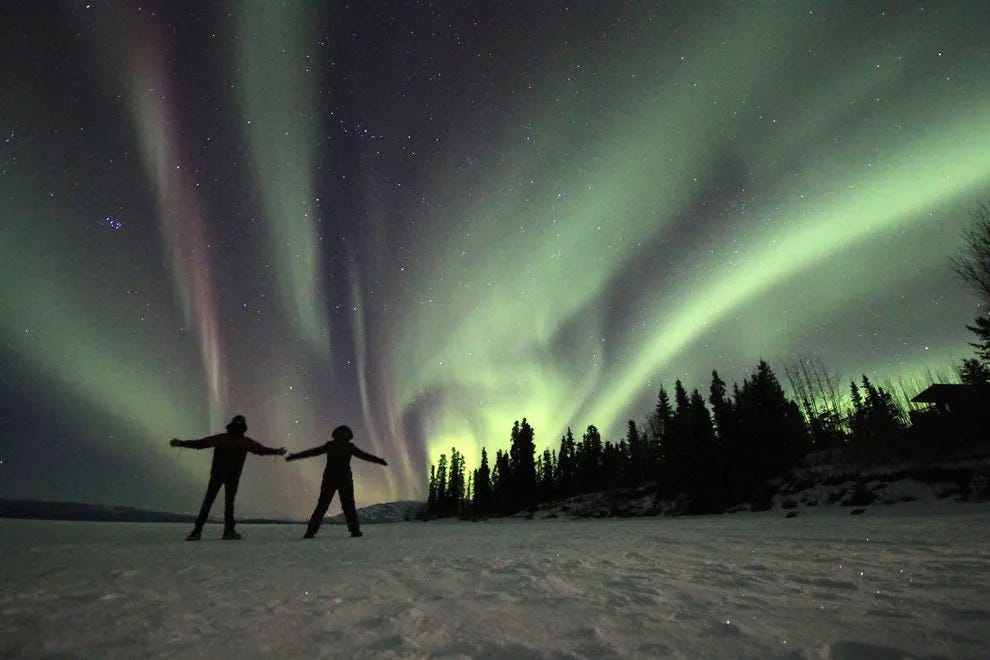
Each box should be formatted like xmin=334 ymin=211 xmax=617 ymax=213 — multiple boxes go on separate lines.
xmin=175 ymin=433 xmax=281 ymax=477
xmin=286 ymin=440 xmax=386 ymax=481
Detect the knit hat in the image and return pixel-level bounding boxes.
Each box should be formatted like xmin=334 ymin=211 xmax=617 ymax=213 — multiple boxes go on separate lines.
xmin=226 ymin=415 xmax=247 ymax=434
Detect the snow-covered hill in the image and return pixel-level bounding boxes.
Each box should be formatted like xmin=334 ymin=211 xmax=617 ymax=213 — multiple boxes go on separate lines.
xmin=327 ymin=500 xmax=426 ymax=524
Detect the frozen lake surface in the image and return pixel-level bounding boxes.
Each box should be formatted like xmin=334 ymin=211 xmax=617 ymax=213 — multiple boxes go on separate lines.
xmin=2 ymin=504 xmax=989 ymax=658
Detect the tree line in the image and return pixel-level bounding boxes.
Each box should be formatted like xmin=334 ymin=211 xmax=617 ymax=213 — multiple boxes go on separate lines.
xmin=428 ymin=359 xmax=916 ymax=519
xmin=427 ymin=202 xmax=990 ymax=519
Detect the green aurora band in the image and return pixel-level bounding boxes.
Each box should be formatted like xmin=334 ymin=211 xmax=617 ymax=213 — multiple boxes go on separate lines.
xmin=235 ymin=2 xmax=330 ymax=357
xmin=384 ymin=6 xmax=990 ymax=465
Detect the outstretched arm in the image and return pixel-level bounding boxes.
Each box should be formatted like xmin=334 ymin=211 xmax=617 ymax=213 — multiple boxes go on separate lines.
xmin=352 ymin=445 xmax=388 ymax=466
xmin=285 ymin=443 xmax=329 ymax=462
xmin=169 ymin=434 xmax=222 ymax=449
xmin=243 ymin=437 xmax=286 ymax=457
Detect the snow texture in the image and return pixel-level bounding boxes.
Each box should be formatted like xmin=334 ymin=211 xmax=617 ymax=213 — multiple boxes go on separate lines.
xmin=2 ymin=503 xmax=988 ymax=658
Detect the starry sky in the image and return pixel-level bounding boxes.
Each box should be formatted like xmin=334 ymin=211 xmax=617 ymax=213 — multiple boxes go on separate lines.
xmin=2 ymin=2 xmax=989 ymax=520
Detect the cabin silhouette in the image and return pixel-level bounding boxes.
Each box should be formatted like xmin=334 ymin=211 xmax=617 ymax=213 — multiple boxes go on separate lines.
xmin=910 ymin=383 xmax=990 ymax=454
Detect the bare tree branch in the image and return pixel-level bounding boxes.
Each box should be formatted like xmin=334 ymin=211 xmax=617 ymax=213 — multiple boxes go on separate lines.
xmin=951 ymin=203 xmax=990 ymax=304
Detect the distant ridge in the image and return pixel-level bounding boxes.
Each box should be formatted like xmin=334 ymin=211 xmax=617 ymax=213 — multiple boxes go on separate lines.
xmin=0 ymin=499 xmax=298 ymax=524
xmin=327 ymin=500 xmax=426 ymax=524
xmin=0 ymin=498 xmax=426 ymax=525
xmin=0 ymin=498 xmax=198 ymax=523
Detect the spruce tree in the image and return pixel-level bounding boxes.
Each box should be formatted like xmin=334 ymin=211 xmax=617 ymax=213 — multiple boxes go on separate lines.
xmin=448 ymin=448 xmax=466 ymax=516
xmin=965 ymin=316 xmax=990 ymax=363
xmin=648 ymin=387 xmax=674 ymax=481
xmin=556 ymin=429 xmax=576 ymax=496
xmin=759 ymin=362 xmax=806 ymax=460
xmin=435 ymin=454 xmax=448 ymax=517
xmin=960 ymin=357 xmax=990 ymax=385
xmin=952 ymin=204 xmax=990 ymax=365
xmin=509 ymin=418 xmax=537 ymax=511
xmin=473 ymin=447 xmax=492 ymax=517
xmin=538 ymin=449 xmax=556 ymax=501
xmin=668 ymin=379 xmax=692 ymax=469
xmin=689 ymin=388 xmax=723 ymax=512
xmin=649 ymin=386 xmax=674 ymax=460
xmin=492 ymin=449 xmax=511 ymax=514
xmin=689 ymin=389 xmax=715 ymax=449
xmin=427 ymin=464 xmax=437 ymax=518
xmin=624 ymin=419 xmax=644 ymax=486
xmin=709 ymin=370 xmax=735 ymax=443
xmin=728 ymin=361 xmax=808 ymax=506
xmin=465 ymin=472 xmax=473 ymax=518
xmin=580 ymin=424 xmax=603 ymax=493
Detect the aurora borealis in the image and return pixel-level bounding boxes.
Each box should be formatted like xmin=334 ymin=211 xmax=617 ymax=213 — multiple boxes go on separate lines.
xmin=2 ymin=2 xmax=989 ymax=519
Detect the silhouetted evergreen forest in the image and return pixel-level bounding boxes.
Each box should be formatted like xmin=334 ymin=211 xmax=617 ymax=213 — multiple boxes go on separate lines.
xmin=427 ymin=204 xmax=990 ymax=520
xmin=428 ymin=360 xmax=949 ymax=518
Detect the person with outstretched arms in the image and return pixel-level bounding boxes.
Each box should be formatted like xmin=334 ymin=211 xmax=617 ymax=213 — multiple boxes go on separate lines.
xmin=286 ymin=424 xmax=387 ymax=538
xmin=170 ymin=415 xmax=285 ymax=540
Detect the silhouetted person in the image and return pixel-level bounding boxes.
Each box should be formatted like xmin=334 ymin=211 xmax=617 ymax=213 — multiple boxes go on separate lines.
xmin=170 ymin=415 xmax=286 ymax=540
xmin=286 ymin=425 xmax=387 ymax=538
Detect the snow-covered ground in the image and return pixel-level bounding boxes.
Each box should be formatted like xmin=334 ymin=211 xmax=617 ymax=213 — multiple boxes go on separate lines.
xmin=2 ymin=503 xmax=989 ymax=658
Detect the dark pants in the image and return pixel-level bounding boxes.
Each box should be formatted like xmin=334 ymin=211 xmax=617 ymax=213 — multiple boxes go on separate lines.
xmin=193 ymin=471 xmax=241 ymax=532
xmin=306 ymin=476 xmax=359 ymax=536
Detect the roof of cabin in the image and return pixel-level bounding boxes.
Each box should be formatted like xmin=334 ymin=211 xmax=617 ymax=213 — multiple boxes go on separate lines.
xmin=911 ymin=383 xmax=990 ymax=404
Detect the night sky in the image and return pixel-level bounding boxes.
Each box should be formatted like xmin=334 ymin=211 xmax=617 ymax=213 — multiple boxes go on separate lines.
xmin=2 ymin=2 xmax=989 ymax=519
